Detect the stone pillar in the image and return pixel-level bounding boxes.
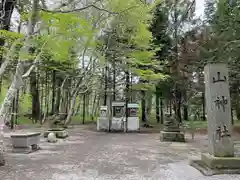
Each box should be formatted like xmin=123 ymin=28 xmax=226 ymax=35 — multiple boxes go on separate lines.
xmin=204 ymin=64 xmax=234 ymax=157
xmin=190 ymin=64 xmax=240 ymax=176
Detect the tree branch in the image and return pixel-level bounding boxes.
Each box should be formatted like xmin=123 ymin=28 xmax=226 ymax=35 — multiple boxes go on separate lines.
xmin=41 ymin=3 xmax=138 ymax=15
xmin=22 ymin=39 xmax=48 ymax=78
xmin=41 ymin=4 xmax=118 ymax=14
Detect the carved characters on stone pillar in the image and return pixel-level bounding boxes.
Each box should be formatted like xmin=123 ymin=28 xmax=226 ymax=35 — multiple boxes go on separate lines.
xmin=212 ymin=72 xmax=227 ymax=83
xmin=222 ymin=125 xmax=231 ymax=137
xmin=216 ymin=125 xmax=231 ymax=140
xmin=216 ymin=126 xmax=221 ymax=140
xmin=214 ymin=96 xmax=228 ymax=112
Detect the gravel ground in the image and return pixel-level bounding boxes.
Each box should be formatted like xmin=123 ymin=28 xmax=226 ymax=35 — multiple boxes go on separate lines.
xmin=0 ymin=126 xmax=240 ymax=180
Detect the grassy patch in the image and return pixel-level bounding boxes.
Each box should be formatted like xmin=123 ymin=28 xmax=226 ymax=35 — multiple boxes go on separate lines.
xmin=183 ymin=120 xmax=207 ymax=129
xmin=70 ymin=115 xmax=97 ymax=125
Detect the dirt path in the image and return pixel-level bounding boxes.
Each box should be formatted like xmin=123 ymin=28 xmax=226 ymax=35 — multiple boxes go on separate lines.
xmin=0 ymin=126 xmax=240 ymax=180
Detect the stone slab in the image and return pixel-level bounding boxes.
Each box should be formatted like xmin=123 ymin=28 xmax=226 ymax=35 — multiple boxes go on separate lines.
xmin=11 ymin=132 xmax=41 ymax=138
xmin=44 ymin=130 xmax=68 ymax=138
xmin=11 ymin=132 xmax=41 ymax=148
xmin=190 ymin=160 xmax=240 ymax=176
xmin=12 ymin=144 xmax=40 ymax=154
xmin=202 ymin=153 xmax=240 ymax=169
xmin=160 ymin=131 xmax=185 ymax=142
xmin=190 ymin=153 xmax=240 ymax=176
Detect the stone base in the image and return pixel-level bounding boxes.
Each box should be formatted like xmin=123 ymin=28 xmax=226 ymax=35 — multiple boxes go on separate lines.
xmin=97 ymin=129 xmax=140 ymax=133
xmin=44 ymin=129 xmax=68 ymax=139
xmin=160 ymin=131 xmax=185 ymax=142
xmin=190 ymin=153 xmax=240 ymax=176
xmin=12 ymin=144 xmax=40 ymax=154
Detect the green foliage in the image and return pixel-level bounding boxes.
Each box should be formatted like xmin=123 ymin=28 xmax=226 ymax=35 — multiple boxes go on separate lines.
xmin=40 ymin=12 xmax=98 ymax=63
xmin=18 ymin=92 xmax=32 ymax=114
xmin=101 ymin=0 xmax=168 ymax=91
xmin=0 ymin=30 xmax=24 ymax=59
xmin=197 ymin=0 xmax=240 ymax=116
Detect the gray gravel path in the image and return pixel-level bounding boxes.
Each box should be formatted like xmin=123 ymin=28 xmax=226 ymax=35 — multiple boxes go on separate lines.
xmin=0 ymin=126 xmax=240 ymax=180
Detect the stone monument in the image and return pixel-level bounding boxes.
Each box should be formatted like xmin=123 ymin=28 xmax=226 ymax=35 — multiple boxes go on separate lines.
xmin=97 ymin=106 xmax=109 ymax=131
xmin=160 ymin=114 xmax=185 ymax=142
xmin=191 ymin=63 xmax=240 ymax=175
xmin=127 ymin=103 xmax=140 ymax=131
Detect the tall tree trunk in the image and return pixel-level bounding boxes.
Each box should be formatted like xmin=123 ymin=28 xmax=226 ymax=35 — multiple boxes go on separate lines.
xmin=86 ymin=94 xmax=90 ymax=121
xmin=176 ymin=89 xmax=182 ymax=123
xmin=55 ymin=77 xmax=61 ymax=114
xmin=125 ymin=70 xmax=130 ymax=132
xmin=146 ymin=91 xmax=153 ymax=121
xmin=40 ymin=74 xmax=44 ymax=124
xmin=30 ymin=70 xmax=40 ymax=122
xmin=104 ymin=64 xmax=108 ymax=105
xmin=141 ymin=90 xmax=146 ymax=122
xmin=113 ymin=58 xmax=116 ymax=101
xmin=160 ymin=92 xmax=164 ymax=124
xmin=156 ymin=86 xmax=160 ymax=123
xmin=51 ymin=70 xmax=56 ymax=115
xmin=82 ymin=94 xmax=86 ymax=124
xmin=64 ymin=94 xmax=78 ymax=125
xmin=182 ymin=90 xmax=188 ymax=121
xmin=45 ymin=70 xmax=49 ymax=117
xmin=91 ymin=93 xmax=97 ymax=121
xmin=169 ymin=99 xmax=172 ymax=116
xmin=202 ymin=92 xmax=206 ymax=120
xmin=15 ymin=90 xmax=19 ymax=124
xmin=10 ymin=97 xmax=16 ymax=129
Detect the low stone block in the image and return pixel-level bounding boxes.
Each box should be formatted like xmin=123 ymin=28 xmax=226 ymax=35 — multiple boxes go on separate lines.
xmin=190 ymin=153 xmax=240 ymax=176
xmin=202 ymin=153 xmax=240 ymax=169
xmin=160 ymin=131 xmax=185 ymax=142
xmin=44 ymin=129 xmax=68 ymax=139
xmin=97 ymin=118 xmax=109 ymax=131
xmin=12 ymin=145 xmax=40 ymax=154
xmin=10 ymin=132 xmax=41 ymax=154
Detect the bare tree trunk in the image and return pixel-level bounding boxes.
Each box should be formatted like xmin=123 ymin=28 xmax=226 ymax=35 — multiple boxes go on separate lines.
xmin=141 ymin=90 xmax=146 ymax=122
xmin=30 ymin=70 xmax=40 ymax=122
xmin=160 ymin=92 xmax=164 ymax=124
xmin=64 ymin=93 xmax=78 ymax=125
xmin=146 ymin=91 xmax=153 ymax=122
xmin=0 ymin=60 xmax=25 ymax=165
xmin=91 ymin=93 xmax=97 ymax=121
xmin=124 ymin=69 xmax=130 ymax=132
xmin=55 ymin=77 xmax=61 ymax=114
xmin=51 ymin=70 xmax=56 ymax=115
xmin=82 ymin=95 xmax=86 ymax=124
xmin=0 ymin=0 xmax=39 ymax=165
xmin=156 ymin=86 xmax=160 ymax=123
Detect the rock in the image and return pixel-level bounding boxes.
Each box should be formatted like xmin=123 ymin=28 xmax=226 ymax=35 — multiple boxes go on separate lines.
xmin=47 ymin=132 xmax=57 ymax=143
xmin=44 ymin=128 xmax=68 ymax=139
